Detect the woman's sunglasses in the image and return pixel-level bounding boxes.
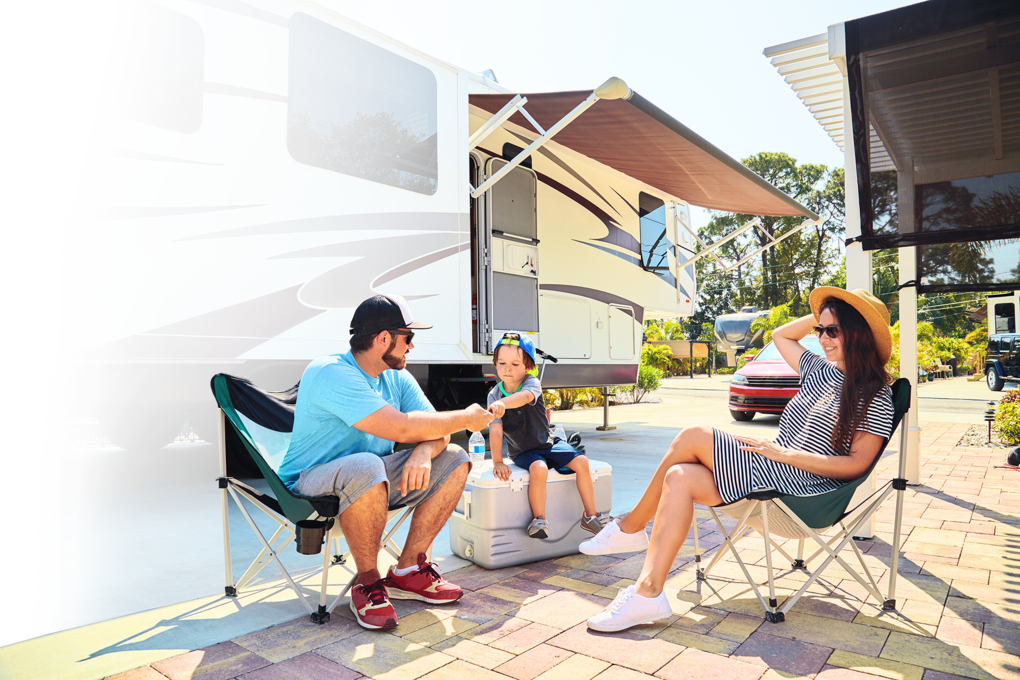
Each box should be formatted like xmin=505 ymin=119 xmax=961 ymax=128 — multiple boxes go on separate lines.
xmin=812 ymin=324 xmax=841 ymax=339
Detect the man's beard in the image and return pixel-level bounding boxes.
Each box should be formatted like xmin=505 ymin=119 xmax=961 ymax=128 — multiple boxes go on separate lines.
xmin=382 ymin=337 xmax=406 ymax=370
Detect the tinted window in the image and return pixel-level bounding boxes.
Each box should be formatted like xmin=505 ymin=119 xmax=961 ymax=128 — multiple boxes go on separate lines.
xmin=994 ymin=303 xmax=1016 ymax=334
xmin=754 ymin=336 xmax=825 ymax=362
xmin=988 ymin=337 xmax=1000 ymax=352
xmin=95 ymin=0 xmax=205 ymax=134
xmin=288 ymin=14 xmax=438 ymax=195
xmin=639 ymin=193 xmax=669 ymax=277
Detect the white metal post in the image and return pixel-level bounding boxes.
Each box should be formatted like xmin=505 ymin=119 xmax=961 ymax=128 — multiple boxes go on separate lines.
xmin=898 ymin=157 xmax=920 ymax=485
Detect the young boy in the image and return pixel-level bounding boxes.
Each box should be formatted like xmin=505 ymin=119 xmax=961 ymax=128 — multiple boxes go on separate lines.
xmin=486 ymin=332 xmax=608 ymax=539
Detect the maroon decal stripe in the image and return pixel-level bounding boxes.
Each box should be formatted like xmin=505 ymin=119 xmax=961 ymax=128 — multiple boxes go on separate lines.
xmin=204 ymin=81 xmax=288 ymax=103
xmin=375 ymin=242 xmax=470 ymax=287
xmin=83 ymin=140 xmax=221 ymax=166
xmin=80 ymin=285 xmax=328 ymax=360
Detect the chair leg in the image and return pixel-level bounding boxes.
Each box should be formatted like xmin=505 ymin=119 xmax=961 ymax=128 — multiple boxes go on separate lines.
xmin=219 ymin=410 xmax=237 ymax=597
xmin=760 ymin=502 xmax=784 ymax=623
xmin=310 ymin=527 xmax=334 ymax=625
xmin=792 ymin=539 xmax=806 ymax=569
xmin=691 ymin=514 xmax=703 ymax=580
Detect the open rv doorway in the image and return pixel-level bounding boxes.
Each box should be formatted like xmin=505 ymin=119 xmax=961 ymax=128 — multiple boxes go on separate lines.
xmin=474 ymin=152 xmax=540 ymax=356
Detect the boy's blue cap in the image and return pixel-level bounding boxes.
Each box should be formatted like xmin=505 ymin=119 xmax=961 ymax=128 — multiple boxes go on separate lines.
xmin=494 ymin=332 xmax=536 ymax=363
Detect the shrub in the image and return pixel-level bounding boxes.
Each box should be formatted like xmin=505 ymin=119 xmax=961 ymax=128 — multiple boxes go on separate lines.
xmin=994 ymin=401 xmax=1020 ymax=445
xmin=553 ymin=387 xmax=604 ymax=410
xmin=641 ymin=344 xmax=673 ymax=373
xmin=617 ymin=365 xmax=663 ymax=404
xmin=1000 ymin=389 xmax=1020 ymax=405
xmin=716 ymin=367 xmax=735 ymax=375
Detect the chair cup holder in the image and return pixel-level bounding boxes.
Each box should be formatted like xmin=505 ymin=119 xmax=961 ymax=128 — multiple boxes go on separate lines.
xmin=295 ymin=520 xmax=327 ymax=555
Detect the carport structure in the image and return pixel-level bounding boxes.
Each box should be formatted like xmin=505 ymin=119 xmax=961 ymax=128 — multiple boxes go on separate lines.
xmin=765 ymin=0 xmax=1020 ymax=528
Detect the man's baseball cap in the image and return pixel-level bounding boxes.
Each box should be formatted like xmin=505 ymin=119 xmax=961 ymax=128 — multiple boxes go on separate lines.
xmin=350 ymin=294 xmax=432 ymax=336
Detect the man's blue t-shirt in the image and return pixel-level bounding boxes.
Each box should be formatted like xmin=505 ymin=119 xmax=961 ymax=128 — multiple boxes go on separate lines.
xmin=277 ymin=351 xmax=434 ymax=488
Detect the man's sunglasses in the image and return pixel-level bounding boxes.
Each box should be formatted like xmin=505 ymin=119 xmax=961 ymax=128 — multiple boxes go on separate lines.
xmin=389 ymin=329 xmax=415 ymax=343
xmin=812 ymin=324 xmax=841 ymax=339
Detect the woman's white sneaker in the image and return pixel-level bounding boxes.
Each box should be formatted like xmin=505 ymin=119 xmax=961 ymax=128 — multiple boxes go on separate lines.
xmin=578 ymin=518 xmax=649 ymax=555
xmin=587 ymin=585 xmax=672 ymax=632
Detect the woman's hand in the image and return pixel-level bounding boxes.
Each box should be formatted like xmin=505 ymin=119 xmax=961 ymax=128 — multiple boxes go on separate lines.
xmin=733 ymin=435 xmax=788 ymax=463
xmin=489 ymin=400 xmax=506 ymax=418
xmin=493 ymin=462 xmax=511 ymax=481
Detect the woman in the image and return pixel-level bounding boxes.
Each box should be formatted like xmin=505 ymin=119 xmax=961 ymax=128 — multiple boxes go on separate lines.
xmin=582 ymin=288 xmax=895 ymax=632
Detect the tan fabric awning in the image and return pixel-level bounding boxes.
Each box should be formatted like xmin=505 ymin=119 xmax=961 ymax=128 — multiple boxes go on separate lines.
xmin=470 ymin=90 xmax=819 ymax=220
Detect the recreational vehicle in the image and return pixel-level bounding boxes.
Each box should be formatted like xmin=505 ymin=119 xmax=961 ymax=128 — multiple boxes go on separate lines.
xmin=68 ymin=0 xmax=817 ymax=451
xmin=714 ymin=307 xmax=770 ymax=367
xmin=986 ymin=291 xmax=1020 ymax=390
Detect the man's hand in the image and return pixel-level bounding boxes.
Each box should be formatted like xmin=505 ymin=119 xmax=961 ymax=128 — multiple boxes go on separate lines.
xmin=465 ymin=403 xmax=495 ymax=432
xmin=489 ymin=400 xmax=506 ymax=418
xmin=399 ymin=448 xmax=432 ymax=497
xmin=493 ymin=461 xmax=511 ymax=481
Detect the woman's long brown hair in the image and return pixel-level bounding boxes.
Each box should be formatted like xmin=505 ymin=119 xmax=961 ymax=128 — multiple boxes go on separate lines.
xmin=819 ymin=297 xmax=891 ymax=454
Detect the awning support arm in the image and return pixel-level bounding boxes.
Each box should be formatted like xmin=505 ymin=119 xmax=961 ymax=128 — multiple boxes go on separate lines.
xmin=681 ymin=217 xmax=762 ymax=269
xmin=471 ymin=77 xmax=634 ymax=200
xmin=721 ymin=218 xmax=824 ymax=273
xmin=469 ymin=94 xmax=527 ymax=151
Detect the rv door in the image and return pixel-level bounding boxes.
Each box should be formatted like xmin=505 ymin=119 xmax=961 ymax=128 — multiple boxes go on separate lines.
xmin=481 ymin=157 xmax=540 ymax=352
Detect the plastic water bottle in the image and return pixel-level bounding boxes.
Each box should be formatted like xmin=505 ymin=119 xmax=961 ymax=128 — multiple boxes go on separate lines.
xmin=553 ymin=424 xmax=567 ymax=442
xmin=468 ymin=431 xmax=486 ymax=465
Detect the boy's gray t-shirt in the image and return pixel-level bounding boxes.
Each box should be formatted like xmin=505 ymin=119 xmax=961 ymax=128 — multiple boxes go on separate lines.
xmin=486 ymin=375 xmax=554 ymax=459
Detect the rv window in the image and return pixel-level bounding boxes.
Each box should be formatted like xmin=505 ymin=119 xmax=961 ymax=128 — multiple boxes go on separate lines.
xmin=502 ymin=144 xmax=533 ymax=169
xmin=94 ymin=0 xmax=206 ymax=134
xmin=287 ymin=14 xmax=438 ymax=195
xmin=994 ymin=303 xmax=1016 ymax=334
xmin=639 ymin=193 xmax=669 ymax=277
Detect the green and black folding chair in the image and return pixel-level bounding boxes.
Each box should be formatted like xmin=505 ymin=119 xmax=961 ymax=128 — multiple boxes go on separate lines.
xmin=691 ymin=378 xmax=912 ymax=622
xmin=211 ymin=373 xmax=413 ymax=624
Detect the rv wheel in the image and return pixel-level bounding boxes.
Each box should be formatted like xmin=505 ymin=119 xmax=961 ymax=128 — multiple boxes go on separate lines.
xmin=99 ymin=406 xmax=186 ymax=453
xmin=730 ymin=410 xmax=755 ymax=422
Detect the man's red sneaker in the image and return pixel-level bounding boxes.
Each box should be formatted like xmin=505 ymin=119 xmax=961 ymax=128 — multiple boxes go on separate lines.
xmin=349 ymin=578 xmax=398 ymax=630
xmin=385 ymin=553 xmax=463 ymax=604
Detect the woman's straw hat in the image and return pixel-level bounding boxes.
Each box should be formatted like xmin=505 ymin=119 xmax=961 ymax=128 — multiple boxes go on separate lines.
xmin=808 ymin=287 xmax=892 ymax=364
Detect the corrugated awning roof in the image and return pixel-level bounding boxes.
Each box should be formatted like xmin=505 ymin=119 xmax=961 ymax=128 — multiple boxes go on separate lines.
xmin=763 ymin=34 xmax=895 ymax=172
xmin=469 ymin=90 xmax=819 ymax=219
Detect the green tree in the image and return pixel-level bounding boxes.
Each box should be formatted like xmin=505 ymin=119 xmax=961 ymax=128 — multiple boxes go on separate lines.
xmin=750 ymin=302 xmax=792 ymax=346
xmin=694 ymin=153 xmax=839 ymax=314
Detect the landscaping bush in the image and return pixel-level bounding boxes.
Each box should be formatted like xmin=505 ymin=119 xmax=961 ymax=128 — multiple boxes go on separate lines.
xmin=552 ymin=387 xmax=604 ymax=410
xmin=716 ymin=367 xmax=735 ymax=375
xmin=1000 ymin=388 xmax=1020 ymax=405
xmin=994 ymin=401 xmax=1020 ymax=446
xmin=617 ymin=365 xmax=663 ymax=404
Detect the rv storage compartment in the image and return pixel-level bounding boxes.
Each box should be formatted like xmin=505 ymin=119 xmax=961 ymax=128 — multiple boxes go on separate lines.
xmin=449 ymin=460 xmax=612 ymax=569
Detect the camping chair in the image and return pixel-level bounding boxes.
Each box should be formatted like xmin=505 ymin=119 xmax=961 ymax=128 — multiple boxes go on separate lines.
xmin=211 ymin=373 xmax=413 ymax=624
xmin=691 ymin=378 xmax=911 ymax=622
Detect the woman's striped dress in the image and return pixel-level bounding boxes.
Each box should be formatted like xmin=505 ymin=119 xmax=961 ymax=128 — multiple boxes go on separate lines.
xmin=712 ymin=350 xmax=895 ymax=504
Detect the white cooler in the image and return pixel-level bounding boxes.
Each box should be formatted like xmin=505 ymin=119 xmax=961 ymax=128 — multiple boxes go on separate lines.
xmin=449 ymin=459 xmax=612 ymax=569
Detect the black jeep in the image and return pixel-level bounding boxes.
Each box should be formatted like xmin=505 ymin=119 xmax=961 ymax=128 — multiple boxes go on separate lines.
xmin=986 ymin=334 xmax=1020 ymax=391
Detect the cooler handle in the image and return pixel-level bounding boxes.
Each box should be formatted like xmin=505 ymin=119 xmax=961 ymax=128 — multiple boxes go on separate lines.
xmin=452 ymin=491 xmax=472 ymax=521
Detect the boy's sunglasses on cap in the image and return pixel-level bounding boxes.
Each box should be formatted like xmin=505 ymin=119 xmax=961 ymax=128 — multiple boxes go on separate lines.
xmin=813 ymin=324 xmax=841 ymax=339
xmin=499 ymin=332 xmax=522 ymax=346
xmin=389 ymin=329 xmax=414 ymax=343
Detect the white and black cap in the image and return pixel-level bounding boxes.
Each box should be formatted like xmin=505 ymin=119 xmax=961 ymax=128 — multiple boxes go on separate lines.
xmin=350 ymin=294 xmax=432 ymax=336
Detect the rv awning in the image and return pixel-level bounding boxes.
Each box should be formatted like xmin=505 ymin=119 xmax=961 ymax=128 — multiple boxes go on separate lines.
xmin=469 ymin=90 xmax=819 ymax=220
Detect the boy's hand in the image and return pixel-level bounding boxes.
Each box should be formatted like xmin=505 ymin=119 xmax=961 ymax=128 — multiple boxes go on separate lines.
xmin=488 ymin=400 xmax=506 ymax=418
xmin=493 ymin=462 xmax=511 ymax=481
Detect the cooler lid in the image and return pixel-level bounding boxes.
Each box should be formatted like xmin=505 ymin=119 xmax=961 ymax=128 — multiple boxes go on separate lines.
xmin=466 ymin=459 xmax=612 ymax=488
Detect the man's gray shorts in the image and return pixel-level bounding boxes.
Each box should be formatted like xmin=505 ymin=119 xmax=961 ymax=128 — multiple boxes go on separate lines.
xmin=291 ymin=444 xmax=470 ymax=514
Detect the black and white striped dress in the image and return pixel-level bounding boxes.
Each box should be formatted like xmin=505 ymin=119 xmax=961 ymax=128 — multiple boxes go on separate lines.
xmin=712 ymin=350 xmax=894 ymax=504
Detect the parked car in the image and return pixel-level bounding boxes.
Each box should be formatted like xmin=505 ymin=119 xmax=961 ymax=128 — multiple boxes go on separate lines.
xmin=985 ymin=334 xmax=1020 ymax=391
xmin=728 ymin=336 xmax=825 ymax=421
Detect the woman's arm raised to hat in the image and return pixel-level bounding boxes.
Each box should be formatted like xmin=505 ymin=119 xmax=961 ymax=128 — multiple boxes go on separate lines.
xmin=772 ymin=314 xmax=817 ymax=375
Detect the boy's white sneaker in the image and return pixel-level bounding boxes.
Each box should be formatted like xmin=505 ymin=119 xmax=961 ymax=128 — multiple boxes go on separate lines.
xmin=587 ymin=585 xmax=672 ymax=632
xmin=579 ymin=518 xmax=649 ymax=555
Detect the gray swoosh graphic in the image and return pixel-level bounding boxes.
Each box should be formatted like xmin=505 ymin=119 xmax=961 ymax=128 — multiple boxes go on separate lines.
xmin=274 ymin=232 xmax=466 ymax=308
xmin=99 ymin=205 xmax=265 ymax=219
xmin=180 ymin=212 xmax=462 ymax=241
xmin=185 ymin=0 xmax=288 ymax=27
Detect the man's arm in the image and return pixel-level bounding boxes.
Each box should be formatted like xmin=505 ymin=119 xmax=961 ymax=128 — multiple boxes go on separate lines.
xmin=354 ymin=403 xmax=492 ymax=443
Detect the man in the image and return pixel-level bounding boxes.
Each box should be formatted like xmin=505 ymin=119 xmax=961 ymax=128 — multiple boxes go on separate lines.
xmin=278 ymin=294 xmax=493 ymax=630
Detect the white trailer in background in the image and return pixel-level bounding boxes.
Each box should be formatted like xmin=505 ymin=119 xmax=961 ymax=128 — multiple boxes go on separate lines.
xmin=67 ymin=0 xmax=817 ymax=452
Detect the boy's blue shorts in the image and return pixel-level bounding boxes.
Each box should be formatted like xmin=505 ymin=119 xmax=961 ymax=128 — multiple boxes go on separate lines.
xmin=511 ymin=439 xmax=583 ymax=474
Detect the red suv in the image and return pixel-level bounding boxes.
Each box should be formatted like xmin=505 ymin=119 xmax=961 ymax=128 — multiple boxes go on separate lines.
xmin=728 ymin=336 xmax=825 ymax=421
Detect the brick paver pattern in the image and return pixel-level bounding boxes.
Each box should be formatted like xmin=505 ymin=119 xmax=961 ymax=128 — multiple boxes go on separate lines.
xmin=110 ymin=421 xmax=1020 ymax=680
